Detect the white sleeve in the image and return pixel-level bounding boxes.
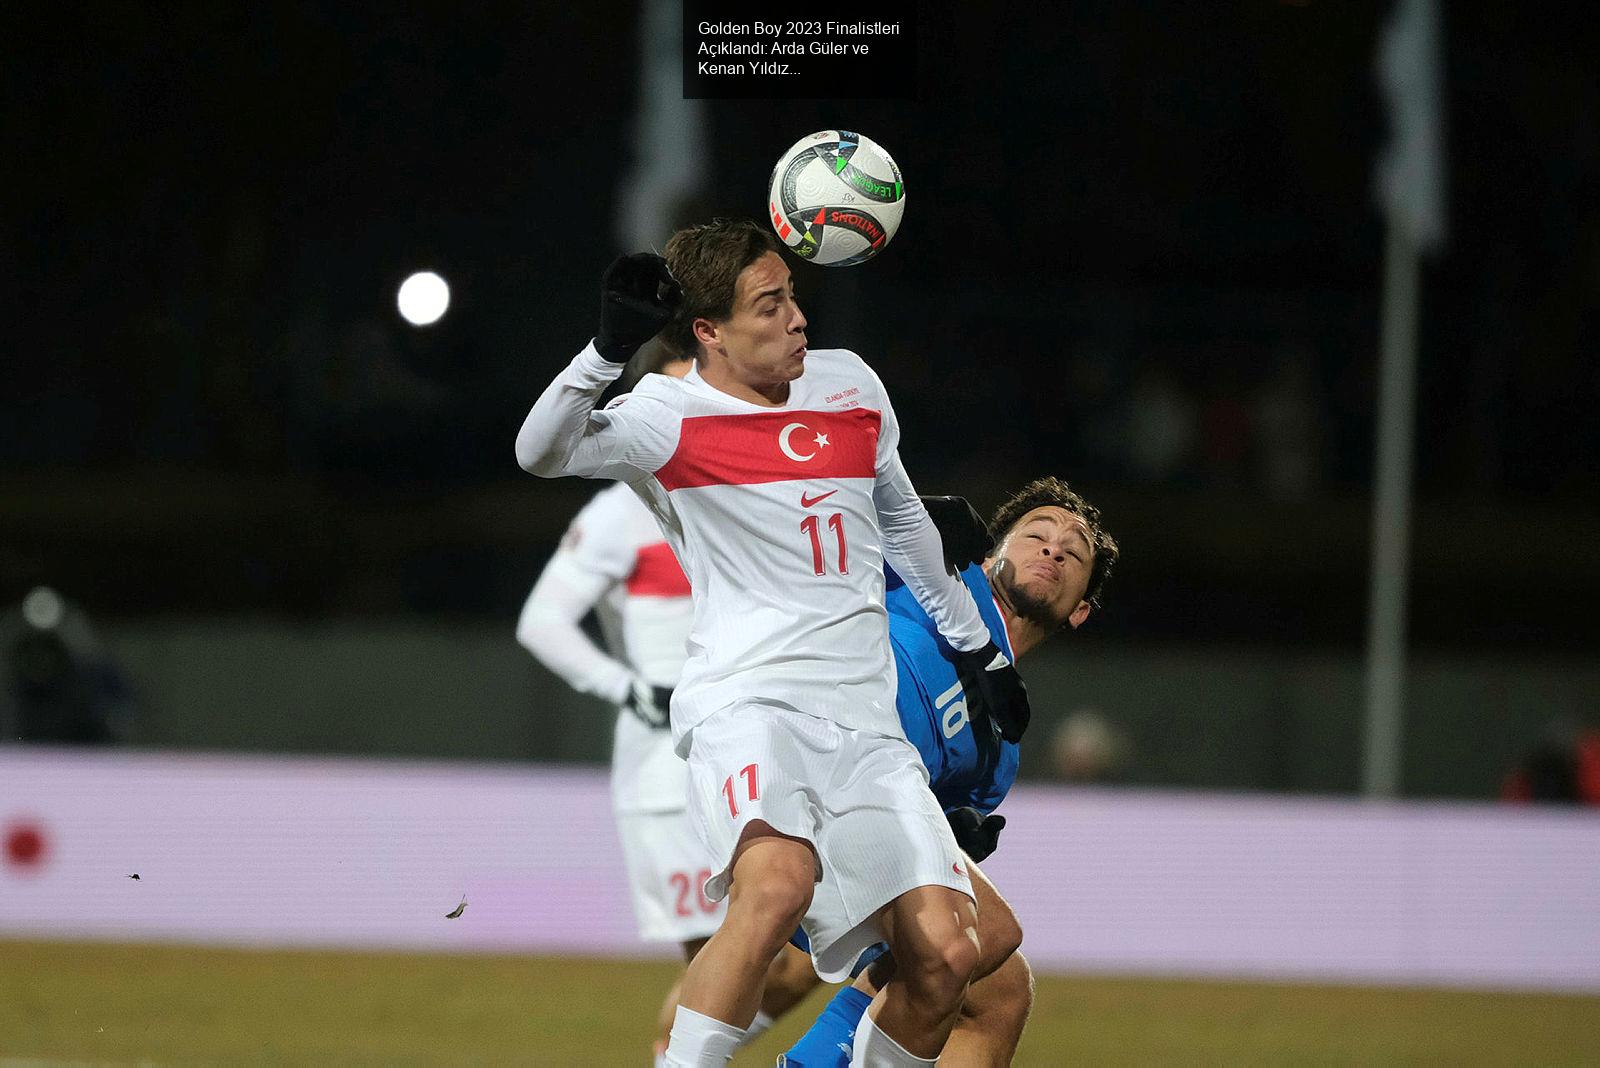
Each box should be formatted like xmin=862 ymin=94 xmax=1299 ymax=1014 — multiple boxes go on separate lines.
xmin=515 ymin=342 xmax=680 ymax=481
xmin=869 ymin=374 xmax=990 ymax=653
xmin=514 ymin=492 xmax=639 ymax=704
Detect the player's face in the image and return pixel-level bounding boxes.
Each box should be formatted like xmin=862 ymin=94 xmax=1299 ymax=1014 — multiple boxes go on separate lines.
xmin=698 ymin=251 xmax=808 ymax=388
xmin=990 ymin=506 xmax=1095 ymax=630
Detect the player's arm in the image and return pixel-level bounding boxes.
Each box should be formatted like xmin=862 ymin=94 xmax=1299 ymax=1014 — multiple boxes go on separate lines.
xmin=515 ymin=254 xmax=680 ymax=479
xmin=874 ymin=455 xmax=990 ymax=652
xmin=515 ymin=501 xmax=671 ymax=728
xmin=957 ymin=734 xmax=1019 ymax=826
xmin=868 ymin=372 xmax=1032 ymax=741
xmin=516 ymin=558 xmax=631 ymax=702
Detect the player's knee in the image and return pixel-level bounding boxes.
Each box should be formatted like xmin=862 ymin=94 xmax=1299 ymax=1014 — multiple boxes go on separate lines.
xmin=945 ymin=923 xmax=982 ymax=987
xmin=732 ymin=868 xmax=813 ymax=933
xmin=907 ymin=924 xmax=981 ymax=1007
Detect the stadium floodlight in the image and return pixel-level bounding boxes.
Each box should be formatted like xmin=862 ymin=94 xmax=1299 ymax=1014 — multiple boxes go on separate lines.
xmin=396 ymin=271 xmax=450 ymax=327
xmin=21 ymin=587 xmax=65 ymax=630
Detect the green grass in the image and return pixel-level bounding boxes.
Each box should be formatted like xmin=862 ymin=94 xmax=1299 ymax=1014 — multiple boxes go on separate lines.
xmin=2 ymin=940 xmax=1596 ymax=1065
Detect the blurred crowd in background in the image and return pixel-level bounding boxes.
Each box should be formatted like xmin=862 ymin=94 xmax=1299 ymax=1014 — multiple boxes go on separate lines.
xmin=6 ymin=6 xmax=1595 ymax=500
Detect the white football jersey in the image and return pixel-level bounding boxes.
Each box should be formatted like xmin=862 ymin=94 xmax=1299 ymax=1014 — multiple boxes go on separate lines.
xmin=517 ymin=343 xmax=989 ymax=747
xmin=516 ymin=482 xmax=695 ymax=813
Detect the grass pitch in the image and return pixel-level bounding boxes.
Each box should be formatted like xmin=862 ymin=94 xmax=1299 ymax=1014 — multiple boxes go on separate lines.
xmin=2 ymin=940 xmax=1596 ymax=1064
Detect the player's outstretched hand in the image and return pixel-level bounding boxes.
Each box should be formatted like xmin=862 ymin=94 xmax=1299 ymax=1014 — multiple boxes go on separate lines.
xmin=597 ymin=253 xmax=681 ymax=363
xmin=624 ymin=679 xmax=674 ymax=729
xmin=920 ymin=495 xmax=994 ymax=574
xmin=953 ymin=641 xmax=1031 ymax=743
xmin=946 ymin=806 xmax=1007 ymax=863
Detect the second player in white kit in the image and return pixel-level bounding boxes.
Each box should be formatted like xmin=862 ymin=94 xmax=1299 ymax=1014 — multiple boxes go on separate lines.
xmin=516 ymin=480 xmax=712 ymax=943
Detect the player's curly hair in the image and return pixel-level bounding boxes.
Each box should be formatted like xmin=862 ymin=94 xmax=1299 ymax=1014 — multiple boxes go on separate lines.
xmin=989 ymin=477 xmax=1119 ymax=610
xmin=661 ymin=218 xmax=780 ymax=356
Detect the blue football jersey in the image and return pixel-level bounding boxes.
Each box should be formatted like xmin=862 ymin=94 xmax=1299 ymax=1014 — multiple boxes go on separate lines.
xmin=885 ymin=563 xmax=1020 ymax=815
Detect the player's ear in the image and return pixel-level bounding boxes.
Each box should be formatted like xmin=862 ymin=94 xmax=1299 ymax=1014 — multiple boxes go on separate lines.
xmin=691 ymin=316 xmax=720 ymax=350
xmin=1067 ymin=601 xmax=1091 ymax=630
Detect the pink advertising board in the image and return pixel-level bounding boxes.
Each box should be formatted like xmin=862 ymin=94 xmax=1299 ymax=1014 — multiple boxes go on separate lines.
xmin=4 ymin=748 xmax=1597 ymax=991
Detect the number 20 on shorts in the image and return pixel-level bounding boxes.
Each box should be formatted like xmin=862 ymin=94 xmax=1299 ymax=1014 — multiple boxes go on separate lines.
xmin=722 ymin=763 xmax=760 ymax=818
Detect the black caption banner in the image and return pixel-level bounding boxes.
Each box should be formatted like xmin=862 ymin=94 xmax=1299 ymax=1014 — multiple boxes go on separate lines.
xmin=683 ymin=0 xmax=918 ymax=100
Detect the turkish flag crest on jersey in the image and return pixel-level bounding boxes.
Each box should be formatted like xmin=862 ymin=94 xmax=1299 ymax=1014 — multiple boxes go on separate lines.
xmin=658 ymin=408 xmax=881 ymax=490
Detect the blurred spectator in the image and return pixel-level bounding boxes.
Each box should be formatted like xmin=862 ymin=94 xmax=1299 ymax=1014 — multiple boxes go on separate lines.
xmin=0 ymin=588 xmax=137 ymax=744
xmin=1254 ymin=344 xmax=1324 ymax=500
xmin=1199 ymin=362 xmax=1252 ymax=489
xmin=1124 ymin=362 xmax=1199 ymax=485
xmin=1062 ymin=345 xmax=1126 ymax=478
xmin=1050 ymin=708 xmax=1128 ymax=783
xmin=1501 ymin=723 xmax=1600 ymax=805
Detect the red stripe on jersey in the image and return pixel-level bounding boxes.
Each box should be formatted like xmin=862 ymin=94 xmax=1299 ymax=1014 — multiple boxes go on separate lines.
xmin=656 ymin=407 xmax=881 ymax=491
xmin=626 ymin=542 xmax=691 ymax=597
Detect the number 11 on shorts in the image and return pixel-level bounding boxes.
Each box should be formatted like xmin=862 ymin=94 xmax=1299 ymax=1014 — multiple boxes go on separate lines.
xmin=722 ymin=763 xmax=760 ymax=818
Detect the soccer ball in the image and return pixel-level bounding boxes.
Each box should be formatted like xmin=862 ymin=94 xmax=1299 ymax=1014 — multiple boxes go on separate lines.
xmin=767 ymin=130 xmax=905 ymax=267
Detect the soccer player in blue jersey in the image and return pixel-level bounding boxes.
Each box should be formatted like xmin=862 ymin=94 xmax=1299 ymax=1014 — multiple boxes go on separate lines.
xmin=781 ymin=477 xmax=1118 ymax=1066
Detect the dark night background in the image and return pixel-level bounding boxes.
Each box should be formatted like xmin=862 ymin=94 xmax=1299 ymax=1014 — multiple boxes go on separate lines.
xmin=2 ymin=2 xmax=1597 ymax=792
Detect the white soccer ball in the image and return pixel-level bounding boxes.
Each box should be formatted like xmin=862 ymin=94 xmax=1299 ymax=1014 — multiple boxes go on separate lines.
xmin=767 ymin=130 xmax=905 ymax=267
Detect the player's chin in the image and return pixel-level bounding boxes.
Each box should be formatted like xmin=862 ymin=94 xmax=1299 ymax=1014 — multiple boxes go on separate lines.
xmin=1018 ymin=575 xmax=1067 ymax=610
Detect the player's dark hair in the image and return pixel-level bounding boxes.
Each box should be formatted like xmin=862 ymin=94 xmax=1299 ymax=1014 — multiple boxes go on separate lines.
xmin=989 ymin=477 xmax=1119 ymax=610
xmin=662 ymin=218 xmax=781 ymax=357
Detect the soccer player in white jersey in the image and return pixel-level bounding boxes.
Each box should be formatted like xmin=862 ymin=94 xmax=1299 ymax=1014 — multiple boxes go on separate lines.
xmin=516 ymin=219 xmax=1031 ymax=1067
xmin=515 ymin=349 xmax=816 ymax=1065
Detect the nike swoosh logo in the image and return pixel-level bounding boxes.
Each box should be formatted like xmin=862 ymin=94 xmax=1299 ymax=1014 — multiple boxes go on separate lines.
xmin=800 ymin=490 xmax=837 ymax=508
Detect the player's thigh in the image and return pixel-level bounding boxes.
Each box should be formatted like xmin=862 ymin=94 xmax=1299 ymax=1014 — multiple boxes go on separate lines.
xmin=684 ymin=704 xmax=831 ymax=903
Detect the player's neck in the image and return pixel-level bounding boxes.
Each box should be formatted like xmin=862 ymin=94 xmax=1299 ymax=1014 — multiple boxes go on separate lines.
xmin=999 ymin=608 xmax=1051 ymax=661
xmin=698 ymin=361 xmax=791 ymax=407
xmin=983 ymin=562 xmax=1050 ymax=661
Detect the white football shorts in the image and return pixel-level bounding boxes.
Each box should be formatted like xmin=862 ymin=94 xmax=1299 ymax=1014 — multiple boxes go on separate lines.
xmin=684 ymin=701 xmax=974 ymax=982
xmin=615 ymin=807 xmax=726 ymax=943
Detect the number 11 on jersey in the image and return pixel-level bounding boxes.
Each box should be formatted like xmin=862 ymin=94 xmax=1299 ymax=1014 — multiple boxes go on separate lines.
xmin=722 ymin=763 xmax=759 ymax=818
xmin=801 ymin=513 xmax=849 ymax=576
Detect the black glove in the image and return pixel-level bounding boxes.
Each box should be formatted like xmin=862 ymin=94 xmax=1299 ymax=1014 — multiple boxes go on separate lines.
xmin=596 ymin=253 xmax=681 ymax=363
xmin=946 ymin=806 xmax=1007 ymax=863
xmin=920 ymin=495 xmax=994 ymax=574
xmin=623 ymin=679 xmax=674 ymax=730
xmin=952 ymin=641 xmax=1031 ymax=745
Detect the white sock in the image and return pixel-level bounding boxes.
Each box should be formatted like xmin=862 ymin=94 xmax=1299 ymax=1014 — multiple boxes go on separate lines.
xmin=737 ymin=1010 xmax=776 ymax=1046
xmin=662 ymin=1005 xmax=746 ymax=1066
xmin=850 ymin=1009 xmax=937 ymax=1067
